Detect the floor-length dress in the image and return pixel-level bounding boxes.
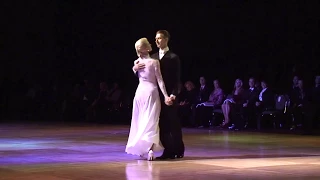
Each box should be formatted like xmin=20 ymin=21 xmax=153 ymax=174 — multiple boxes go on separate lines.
xmin=125 ymin=57 xmax=167 ymax=156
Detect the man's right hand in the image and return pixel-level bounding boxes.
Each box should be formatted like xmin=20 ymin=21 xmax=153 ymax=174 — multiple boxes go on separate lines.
xmin=165 ymin=96 xmax=173 ymax=106
xmin=133 ymin=63 xmax=145 ymax=72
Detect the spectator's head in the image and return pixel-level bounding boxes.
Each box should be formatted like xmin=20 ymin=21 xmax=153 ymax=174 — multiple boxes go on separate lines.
xmin=213 ymin=79 xmax=221 ymax=89
xmin=184 ymin=81 xmax=195 ymax=91
xmin=199 ymin=76 xmax=206 ymax=86
xmin=293 ymin=76 xmax=299 ymax=87
xmin=234 ymin=79 xmax=243 ymax=89
xmin=249 ymin=77 xmax=255 ymax=88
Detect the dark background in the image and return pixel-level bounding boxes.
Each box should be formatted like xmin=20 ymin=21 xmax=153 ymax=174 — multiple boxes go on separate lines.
xmin=2 ymin=1 xmax=320 ymax=93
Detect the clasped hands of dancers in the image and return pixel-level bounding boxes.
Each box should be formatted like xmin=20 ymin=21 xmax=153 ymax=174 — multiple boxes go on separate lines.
xmin=125 ymin=30 xmax=185 ymax=161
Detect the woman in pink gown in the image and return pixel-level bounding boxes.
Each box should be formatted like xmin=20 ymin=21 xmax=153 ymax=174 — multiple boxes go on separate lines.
xmin=125 ymin=38 xmax=170 ymax=161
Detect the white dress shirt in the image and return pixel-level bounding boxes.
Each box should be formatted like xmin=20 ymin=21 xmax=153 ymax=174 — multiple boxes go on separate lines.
xmin=159 ymin=47 xmax=169 ymax=59
xmin=259 ymin=88 xmax=267 ymax=101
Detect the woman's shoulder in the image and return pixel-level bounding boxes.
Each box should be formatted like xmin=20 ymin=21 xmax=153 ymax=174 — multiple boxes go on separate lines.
xmin=216 ymin=88 xmax=223 ymax=93
xmin=150 ymin=57 xmax=159 ymax=61
xmin=150 ymin=58 xmax=160 ymax=65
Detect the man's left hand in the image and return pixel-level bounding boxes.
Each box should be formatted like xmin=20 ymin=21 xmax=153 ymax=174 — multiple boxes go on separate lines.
xmin=165 ymin=98 xmax=173 ymax=106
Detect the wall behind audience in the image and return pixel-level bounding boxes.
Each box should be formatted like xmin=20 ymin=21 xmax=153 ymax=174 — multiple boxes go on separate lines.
xmin=2 ymin=1 xmax=319 ymax=96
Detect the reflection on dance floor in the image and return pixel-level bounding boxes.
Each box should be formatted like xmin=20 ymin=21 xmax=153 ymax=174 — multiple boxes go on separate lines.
xmin=1 ymin=125 xmax=320 ymax=179
xmin=126 ymin=161 xmax=159 ymax=180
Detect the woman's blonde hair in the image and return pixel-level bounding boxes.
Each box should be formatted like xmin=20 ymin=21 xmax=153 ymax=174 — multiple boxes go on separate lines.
xmin=135 ymin=38 xmax=152 ymax=57
xmin=135 ymin=38 xmax=151 ymax=50
xmin=234 ymin=78 xmax=243 ymax=89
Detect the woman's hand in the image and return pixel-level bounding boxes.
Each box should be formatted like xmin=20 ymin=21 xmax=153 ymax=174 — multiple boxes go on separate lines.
xmin=133 ymin=62 xmax=145 ymax=71
xmin=165 ymin=96 xmax=173 ymax=106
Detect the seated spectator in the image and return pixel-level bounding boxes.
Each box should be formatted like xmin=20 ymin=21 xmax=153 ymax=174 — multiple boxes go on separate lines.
xmin=288 ymin=75 xmax=300 ymax=108
xmin=106 ymin=82 xmax=122 ymax=110
xmin=255 ymin=80 xmax=275 ymax=129
xmin=232 ymin=77 xmax=259 ymax=130
xmin=196 ymin=76 xmax=211 ymax=104
xmin=91 ymin=81 xmax=110 ymax=122
xmin=255 ymin=80 xmax=274 ymax=110
xmin=196 ymin=79 xmax=224 ymax=127
xmin=221 ymin=79 xmax=245 ymax=127
xmin=197 ymin=79 xmax=224 ymax=107
xmin=178 ymin=81 xmax=197 ymax=127
xmin=291 ymin=79 xmax=308 ymax=129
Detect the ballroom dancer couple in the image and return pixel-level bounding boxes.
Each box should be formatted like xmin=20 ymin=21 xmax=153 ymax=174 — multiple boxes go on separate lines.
xmin=125 ymin=30 xmax=185 ymax=161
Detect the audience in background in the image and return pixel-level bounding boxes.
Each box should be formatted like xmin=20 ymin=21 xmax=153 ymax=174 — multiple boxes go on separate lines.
xmin=0 ymin=73 xmax=319 ymax=133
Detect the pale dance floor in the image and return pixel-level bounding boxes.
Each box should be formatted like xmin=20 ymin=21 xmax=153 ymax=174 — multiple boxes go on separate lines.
xmin=1 ymin=124 xmax=320 ymax=179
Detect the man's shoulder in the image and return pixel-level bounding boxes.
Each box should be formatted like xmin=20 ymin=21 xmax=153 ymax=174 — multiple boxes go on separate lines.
xmin=151 ymin=52 xmax=159 ymax=60
xmin=253 ymin=88 xmax=259 ymax=93
xmin=167 ymin=51 xmax=179 ymax=59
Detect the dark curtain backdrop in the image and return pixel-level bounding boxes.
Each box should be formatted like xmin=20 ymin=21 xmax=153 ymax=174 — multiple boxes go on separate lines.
xmin=2 ymin=1 xmax=319 ymax=93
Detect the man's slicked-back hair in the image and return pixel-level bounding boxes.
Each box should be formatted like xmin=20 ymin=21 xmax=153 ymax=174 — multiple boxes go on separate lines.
xmin=156 ymin=30 xmax=170 ymax=40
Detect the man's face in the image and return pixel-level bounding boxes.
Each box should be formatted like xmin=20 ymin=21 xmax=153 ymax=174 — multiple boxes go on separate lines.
xmin=199 ymin=77 xmax=206 ymax=85
xmin=155 ymin=33 xmax=168 ymax=49
xmin=249 ymin=78 xmax=255 ymax=88
xmin=293 ymin=76 xmax=299 ymax=85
